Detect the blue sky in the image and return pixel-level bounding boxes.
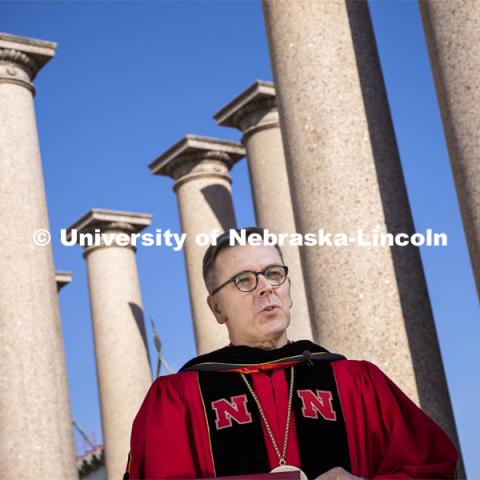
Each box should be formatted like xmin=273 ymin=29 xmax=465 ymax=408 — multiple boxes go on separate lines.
xmin=3 ymin=0 xmax=479 ymax=477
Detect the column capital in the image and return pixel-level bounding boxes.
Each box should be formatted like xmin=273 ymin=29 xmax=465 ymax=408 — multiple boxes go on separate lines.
xmin=66 ymin=208 xmax=152 ymax=255
xmin=214 ymin=80 xmax=279 ymax=135
xmin=0 ymin=33 xmax=56 ymax=92
xmin=55 ymin=271 xmax=72 ymax=292
xmin=148 ymin=135 xmax=245 ymax=190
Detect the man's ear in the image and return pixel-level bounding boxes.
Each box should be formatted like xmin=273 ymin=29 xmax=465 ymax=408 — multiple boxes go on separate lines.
xmin=287 ymin=277 xmax=293 ymax=309
xmin=207 ymin=295 xmax=227 ymax=324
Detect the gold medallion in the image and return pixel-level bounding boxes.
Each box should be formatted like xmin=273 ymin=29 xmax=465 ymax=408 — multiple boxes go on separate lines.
xmin=271 ymin=464 xmax=308 ymax=480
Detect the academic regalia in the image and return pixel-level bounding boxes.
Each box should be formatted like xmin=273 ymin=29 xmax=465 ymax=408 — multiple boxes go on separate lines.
xmin=125 ymin=341 xmax=457 ymax=479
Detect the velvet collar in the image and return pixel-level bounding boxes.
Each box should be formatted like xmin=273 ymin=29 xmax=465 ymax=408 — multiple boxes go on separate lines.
xmin=180 ymin=340 xmax=345 ymax=372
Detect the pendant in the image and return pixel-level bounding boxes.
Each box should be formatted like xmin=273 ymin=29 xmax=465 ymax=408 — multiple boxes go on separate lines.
xmin=271 ymin=464 xmax=308 ymax=480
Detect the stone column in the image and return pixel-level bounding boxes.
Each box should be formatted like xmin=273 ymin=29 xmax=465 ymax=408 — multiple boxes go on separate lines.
xmin=262 ymin=0 xmax=461 ymax=454
xmin=56 ymin=271 xmax=72 ymax=292
xmin=420 ymin=1 xmax=480 ymax=298
xmin=0 ymin=33 xmax=77 ymax=479
xmin=149 ymin=135 xmax=244 ymax=354
xmin=66 ymin=209 xmax=152 ymax=480
xmin=214 ymin=81 xmax=313 ymax=341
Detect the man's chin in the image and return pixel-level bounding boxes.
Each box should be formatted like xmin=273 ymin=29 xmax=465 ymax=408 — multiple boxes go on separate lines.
xmin=259 ymin=322 xmax=289 ymax=340
xmin=259 ymin=313 xmax=289 ymax=328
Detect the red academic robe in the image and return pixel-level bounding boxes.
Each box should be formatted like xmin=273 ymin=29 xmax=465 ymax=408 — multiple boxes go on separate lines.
xmin=126 ymin=359 xmax=457 ymax=479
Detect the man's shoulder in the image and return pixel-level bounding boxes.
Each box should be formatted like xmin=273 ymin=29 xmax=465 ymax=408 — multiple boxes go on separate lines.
xmin=330 ymin=358 xmax=393 ymax=391
xmin=179 ymin=345 xmax=234 ymax=372
xmin=148 ymin=369 xmax=198 ymax=394
xmin=331 ymin=358 xmax=382 ymax=373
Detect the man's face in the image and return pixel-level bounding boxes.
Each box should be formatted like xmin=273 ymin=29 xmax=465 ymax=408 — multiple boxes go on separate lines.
xmin=207 ymin=244 xmax=292 ymax=347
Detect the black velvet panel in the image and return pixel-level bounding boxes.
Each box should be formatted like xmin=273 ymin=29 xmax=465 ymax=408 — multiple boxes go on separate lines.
xmin=198 ymin=371 xmax=271 ymax=477
xmin=292 ymin=363 xmax=351 ymax=478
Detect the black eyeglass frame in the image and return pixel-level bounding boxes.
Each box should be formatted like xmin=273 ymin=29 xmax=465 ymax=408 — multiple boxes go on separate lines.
xmin=210 ymin=265 xmax=289 ymax=296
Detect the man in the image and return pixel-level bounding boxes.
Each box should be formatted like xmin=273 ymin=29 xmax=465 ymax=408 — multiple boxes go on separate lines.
xmin=125 ymin=227 xmax=458 ymax=479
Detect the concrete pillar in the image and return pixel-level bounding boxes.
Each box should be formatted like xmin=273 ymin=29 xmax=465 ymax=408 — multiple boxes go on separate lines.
xmin=262 ymin=0 xmax=461 ymax=454
xmin=420 ymin=1 xmax=480 ymax=298
xmin=66 ymin=209 xmax=152 ymax=480
xmin=214 ymin=81 xmax=313 ymax=342
xmin=56 ymin=271 xmax=72 ymax=292
xmin=149 ymin=135 xmax=244 ymax=354
xmin=0 ymin=33 xmax=77 ymax=479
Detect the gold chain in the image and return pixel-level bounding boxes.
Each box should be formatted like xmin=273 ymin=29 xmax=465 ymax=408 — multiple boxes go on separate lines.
xmin=240 ymin=366 xmax=295 ymax=466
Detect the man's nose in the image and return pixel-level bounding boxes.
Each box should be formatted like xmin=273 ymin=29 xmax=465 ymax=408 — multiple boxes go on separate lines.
xmin=257 ymin=273 xmax=274 ymax=295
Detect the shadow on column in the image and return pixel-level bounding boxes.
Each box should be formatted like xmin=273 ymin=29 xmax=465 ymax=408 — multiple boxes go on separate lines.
xmin=201 ymin=184 xmax=237 ymax=231
xmin=128 ymin=302 xmax=149 ymax=358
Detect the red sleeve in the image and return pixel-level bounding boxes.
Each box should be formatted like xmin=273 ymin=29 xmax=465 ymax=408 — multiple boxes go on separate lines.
xmin=126 ymin=371 xmax=213 ymax=479
xmin=333 ymin=360 xmax=458 ymax=479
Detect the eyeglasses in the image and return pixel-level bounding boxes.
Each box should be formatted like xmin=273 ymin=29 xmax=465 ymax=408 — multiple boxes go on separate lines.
xmin=211 ymin=265 xmax=289 ymax=295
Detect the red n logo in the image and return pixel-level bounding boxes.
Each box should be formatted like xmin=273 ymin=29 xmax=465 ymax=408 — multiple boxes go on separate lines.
xmin=297 ymin=389 xmax=337 ymax=421
xmin=211 ymin=394 xmax=253 ymax=430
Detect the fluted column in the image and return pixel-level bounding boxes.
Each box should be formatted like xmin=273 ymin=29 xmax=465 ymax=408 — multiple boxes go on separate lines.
xmin=262 ymin=0 xmax=461 ymax=455
xmin=66 ymin=209 xmax=152 ymax=480
xmin=56 ymin=271 xmax=72 ymax=292
xmin=420 ymin=1 xmax=480 ymax=298
xmin=214 ymin=81 xmax=313 ymax=341
xmin=149 ymin=135 xmax=244 ymax=354
xmin=0 ymin=33 xmax=77 ymax=479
